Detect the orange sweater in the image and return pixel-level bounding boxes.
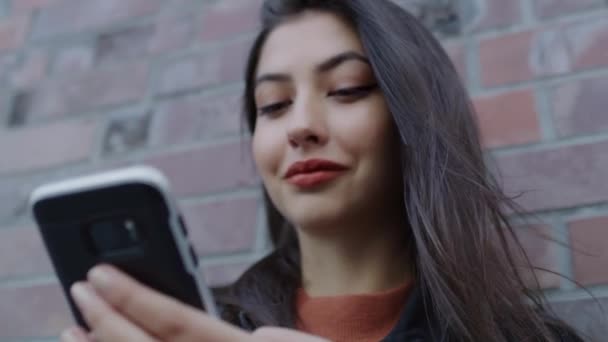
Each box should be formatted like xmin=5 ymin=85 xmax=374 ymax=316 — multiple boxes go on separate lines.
xmin=295 ymin=282 xmax=413 ymax=342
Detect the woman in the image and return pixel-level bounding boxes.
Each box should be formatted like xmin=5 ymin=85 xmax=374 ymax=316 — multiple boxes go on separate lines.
xmin=61 ymin=0 xmax=586 ymax=341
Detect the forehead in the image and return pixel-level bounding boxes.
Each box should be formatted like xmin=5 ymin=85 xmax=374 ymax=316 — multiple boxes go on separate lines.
xmin=256 ymin=11 xmax=364 ymax=75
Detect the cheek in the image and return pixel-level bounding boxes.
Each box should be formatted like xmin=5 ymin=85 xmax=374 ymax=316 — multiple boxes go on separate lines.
xmin=252 ymin=124 xmax=282 ymax=179
xmin=252 ymin=124 xmax=290 ymax=216
xmin=334 ymin=98 xmax=394 ymax=158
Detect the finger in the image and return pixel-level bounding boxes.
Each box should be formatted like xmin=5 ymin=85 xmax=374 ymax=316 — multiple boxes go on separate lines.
xmin=60 ymin=327 xmax=93 ymax=342
xmin=71 ymin=282 xmax=156 ymax=342
xmin=252 ymin=327 xmax=331 ymax=342
xmin=87 ymin=264 xmax=249 ymax=341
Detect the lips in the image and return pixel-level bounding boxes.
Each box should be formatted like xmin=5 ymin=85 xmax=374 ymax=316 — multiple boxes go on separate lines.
xmin=284 ymin=159 xmax=348 ymax=188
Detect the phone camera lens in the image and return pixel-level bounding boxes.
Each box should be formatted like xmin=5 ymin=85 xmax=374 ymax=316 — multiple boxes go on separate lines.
xmin=89 ymin=218 xmax=141 ymax=254
xmin=124 ymin=220 xmax=138 ymax=241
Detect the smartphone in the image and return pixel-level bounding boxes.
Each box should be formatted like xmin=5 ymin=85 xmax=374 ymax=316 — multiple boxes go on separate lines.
xmin=28 ymin=166 xmax=218 ymax=330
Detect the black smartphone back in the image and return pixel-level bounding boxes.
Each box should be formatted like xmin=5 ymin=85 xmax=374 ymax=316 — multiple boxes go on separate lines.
xmin=29 ymin=166 xmax=217 ymax=329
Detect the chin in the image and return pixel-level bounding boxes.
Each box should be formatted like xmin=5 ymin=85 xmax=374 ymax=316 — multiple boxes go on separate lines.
xmin=285 ymin=201 xmax=350 ymax=232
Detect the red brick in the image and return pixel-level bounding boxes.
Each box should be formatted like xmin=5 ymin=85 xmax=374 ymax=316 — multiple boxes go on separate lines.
xmin=468 ymin=0 xmax=521 ymax=32
xmin=551 ymin=75 xmax=608 ymax=137
xmin=442 ymin=41 xmax=467 ymax=84
xmin=550 ymin=296 xmax=608 ymax=339
xmin=182 ymin=196 xmax=258 ymax=256
xmin=0 ymin=119 xmax=97 ymax=175
xmin=202 ymin=261 xmax=253 ymax=287
xmin=513 ymin=225 xmax=561 ymax=289
xmin=154 ymin=91 xmax=242 ymax=146
xmin=95 ymin=15 xmax=194 ymax=64
xmin=565 ymin=14 xmax=608 ymax=72
xmin=148 ymin=13 xmax=195 ymax=54
xmin=480 ymin=31 xmax=534 ymax=87
xmin=25 ymin=62 xmax=148 ymax=120
xmin=156 ymin=39 xmax=250 ymax=95
xmin=219 ymin=38 xmax=252 ymax=85
xmin=568 ymin=216 xmax=608 ymax=286
xmin=0 ymin=283 xmax=72 ymax=338
xmin=0 ymin=15 xmax=29 ymax=51
xmin=0 ymin=225 xmax=54 ymax=279
xmin=68 ymin=62 xmax=148 ymax=111
xmin=143 ymin=141 xmax=258 ymax=197
xmin=533 ymin=0 xmax=604 ymax=19
xmin=199 ymin=0 xmax=262 ymax=42
xmin=479 ymin=27 xmax=574 ymax=87
xmin=155 ymin=53 xmax=222 ymax=96
xmin=481 ymin=13 xmax=608 ymax=87
xmin=95 ymin=25 xmax=156 ymax=64
xmin=473 ymin=89 xmax=541 ymax=148
xmin=496 ymin=140 xmax=608 ymax=212
xmin=31 ymin=0 xmax=162 ymax=39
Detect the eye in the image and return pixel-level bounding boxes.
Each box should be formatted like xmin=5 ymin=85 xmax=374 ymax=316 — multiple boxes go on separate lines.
xmin=328 ymin=84 xmax=378 ymax=99
xmin=257 ymin=100 xmax=292 ymax=116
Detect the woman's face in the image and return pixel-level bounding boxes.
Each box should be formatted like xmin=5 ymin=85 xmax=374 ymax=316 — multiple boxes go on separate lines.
xmin=252 ymin=11 xmax=400 ymax=231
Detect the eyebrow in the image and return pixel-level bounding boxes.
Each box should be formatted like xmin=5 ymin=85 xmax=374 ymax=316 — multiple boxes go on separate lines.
xmin=317 ymin=51 xmax=370 ymax=72
xmin=254 ymin=51 xmax=370 ymax=87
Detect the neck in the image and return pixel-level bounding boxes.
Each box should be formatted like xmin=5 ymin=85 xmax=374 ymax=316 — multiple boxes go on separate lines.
xmin=297 ymin=214 xmax=412 ymax=297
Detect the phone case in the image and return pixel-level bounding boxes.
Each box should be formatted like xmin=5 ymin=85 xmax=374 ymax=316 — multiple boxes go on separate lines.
xmin=29 ymin=166 xmax=217 ymax=329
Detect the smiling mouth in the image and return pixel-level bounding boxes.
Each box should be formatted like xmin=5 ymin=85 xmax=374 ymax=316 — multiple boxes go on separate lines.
xmin=284 ymin=159 xmax=349 ymax=189
xmin=286 ymin=170 xmax=346 ymax=188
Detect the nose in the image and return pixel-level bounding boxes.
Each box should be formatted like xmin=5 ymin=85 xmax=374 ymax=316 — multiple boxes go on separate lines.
xmin=286 ymin=95 xmax=328 ymax=149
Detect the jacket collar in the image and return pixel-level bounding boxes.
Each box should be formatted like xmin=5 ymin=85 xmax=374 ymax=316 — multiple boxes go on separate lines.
xmin=381 ymin=286 xmax=438 ymax=342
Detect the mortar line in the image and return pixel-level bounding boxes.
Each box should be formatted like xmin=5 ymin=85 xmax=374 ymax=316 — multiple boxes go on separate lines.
xmin=520 ymin=0 xmax=537 ymax=26
xmin=471 ymin=65 xmax=608 ymax=98
xmin=554 ymin=218 xmax=576 ymax=291
xmin=0 ymin=275 xmax=56 ymax=289
xmin=490 ymin=132 xmax=608 ymax=157
xmin=472 ymin=7 xmax=608 ymax=41
xmin=534 ymin=85 xmax=558 ymax=142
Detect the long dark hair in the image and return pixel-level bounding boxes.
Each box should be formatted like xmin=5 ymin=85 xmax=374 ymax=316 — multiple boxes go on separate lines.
xmin=216 ymin=0 xmax=583 ymax=340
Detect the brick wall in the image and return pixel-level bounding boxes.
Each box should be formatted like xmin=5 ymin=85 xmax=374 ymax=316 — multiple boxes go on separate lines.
xmin=0 ymin=0 xmax=606 ymax=340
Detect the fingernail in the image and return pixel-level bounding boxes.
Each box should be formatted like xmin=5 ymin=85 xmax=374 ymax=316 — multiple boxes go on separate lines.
xmin=88 ymin=266 xmax=111 ymax=290
xmin=71 ymin=282 xmax=93 ymax=305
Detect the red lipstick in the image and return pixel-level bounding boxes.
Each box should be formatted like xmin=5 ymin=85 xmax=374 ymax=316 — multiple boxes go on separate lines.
xmin=284 ymin=159 xmax=348 ymax=188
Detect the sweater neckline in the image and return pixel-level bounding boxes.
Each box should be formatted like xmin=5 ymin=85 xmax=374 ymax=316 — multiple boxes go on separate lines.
xmin=295 ymin=282 xmax=413 ymax=342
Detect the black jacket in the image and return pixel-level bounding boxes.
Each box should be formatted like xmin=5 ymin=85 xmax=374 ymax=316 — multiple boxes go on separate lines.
xmin=221 ymin=286 xmax=585 ymax=341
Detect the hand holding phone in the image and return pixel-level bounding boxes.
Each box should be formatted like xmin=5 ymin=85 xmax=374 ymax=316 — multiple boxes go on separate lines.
xmin=61 ymin=264 xmax=329 ymax=341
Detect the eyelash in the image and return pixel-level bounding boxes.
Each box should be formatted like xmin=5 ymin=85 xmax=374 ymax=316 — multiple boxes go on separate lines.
xmin=257 ymin=84 xmax=377 ymax=116
xmin=327 ymin=84 xmax=377 ymax=98
xmin=258 ymin=101 xmax=292 ymax=115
